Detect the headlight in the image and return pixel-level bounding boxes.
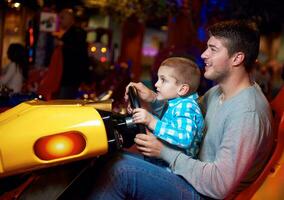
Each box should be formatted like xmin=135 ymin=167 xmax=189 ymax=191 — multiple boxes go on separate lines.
xmin=34 ymin=131 xmax=86 ymax=160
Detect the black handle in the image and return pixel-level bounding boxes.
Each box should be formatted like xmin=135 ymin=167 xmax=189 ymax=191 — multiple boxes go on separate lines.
xmin=128 ymin=86 xmax=141 ymax=109
xmin=128 ymin=86 xmax=146 ymax=134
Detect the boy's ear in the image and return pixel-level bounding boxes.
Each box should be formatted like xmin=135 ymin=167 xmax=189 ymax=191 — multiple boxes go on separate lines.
xmin=177 ymin=84 xmax=190 ymax=96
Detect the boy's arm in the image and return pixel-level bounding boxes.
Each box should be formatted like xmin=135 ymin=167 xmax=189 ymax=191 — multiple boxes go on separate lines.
xmin=153 ymin=103 xmax=203 ymax=149
xmin=154 ymin=115 xmax=200 ymax=149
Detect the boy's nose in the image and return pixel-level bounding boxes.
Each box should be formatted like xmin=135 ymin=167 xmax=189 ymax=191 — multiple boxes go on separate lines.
xmin=154 ymin=81 xmax=160 ymax=89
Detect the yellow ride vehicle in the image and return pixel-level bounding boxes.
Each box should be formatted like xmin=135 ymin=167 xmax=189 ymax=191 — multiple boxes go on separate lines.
xmin=0 ymin=86 xmax=144 ymax=199
xmin=0 ymin=87 xmax=142 ymax=179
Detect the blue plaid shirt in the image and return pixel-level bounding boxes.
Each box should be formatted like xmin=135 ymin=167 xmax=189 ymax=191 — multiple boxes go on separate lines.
xmin=153 ymin=93 xmax=204 ymax=157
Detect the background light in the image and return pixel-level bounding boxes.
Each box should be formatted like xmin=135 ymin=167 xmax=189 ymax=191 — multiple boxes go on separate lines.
xmin=91 ymin=46 xmax=96 ymax=52
xmin=101 ymin=47 xmax=107 ymax=53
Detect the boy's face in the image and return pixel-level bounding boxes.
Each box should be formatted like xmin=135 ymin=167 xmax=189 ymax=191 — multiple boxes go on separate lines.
xmin=155 ymin=65 xmax=181 ymax=100
xmin=201 ymin=36 xmax=233 ymax=82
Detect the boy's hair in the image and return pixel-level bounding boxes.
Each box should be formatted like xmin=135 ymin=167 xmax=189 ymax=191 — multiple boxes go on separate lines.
xmin=208 ymin=20 xmax=260 ymax=72
xmin=160 ymin=57 xmax=201 ymax=93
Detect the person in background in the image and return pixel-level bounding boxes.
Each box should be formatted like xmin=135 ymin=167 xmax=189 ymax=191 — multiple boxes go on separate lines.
xmin=87 ymin=20 xmax=273 ymax=200
xmin=0 ymin=43 xmax=28 ymax=93
xmin=56 ymin=8 xmax=89 ymax=99
xmin=129 ymin=57 xmax=204 ymax=167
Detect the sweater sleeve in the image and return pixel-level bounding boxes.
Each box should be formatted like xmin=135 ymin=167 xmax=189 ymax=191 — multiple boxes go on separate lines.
xmin=160 ymin=111 xmax=268 ymax=199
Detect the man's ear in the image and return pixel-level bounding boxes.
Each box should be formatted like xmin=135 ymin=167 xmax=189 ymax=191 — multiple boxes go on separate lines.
xmin=232 ymin=52 xmax=245 ymax=66
xmin=178 ymin=84 xmax=190 ymax=96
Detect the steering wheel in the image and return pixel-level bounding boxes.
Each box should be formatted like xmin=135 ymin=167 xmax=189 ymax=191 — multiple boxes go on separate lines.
xmin=128 ymin=86 xmax=146 ymax=134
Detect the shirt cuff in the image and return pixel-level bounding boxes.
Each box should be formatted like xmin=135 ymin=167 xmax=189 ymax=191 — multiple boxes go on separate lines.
xmin=153 ymin=118 xmax=162 ymax=135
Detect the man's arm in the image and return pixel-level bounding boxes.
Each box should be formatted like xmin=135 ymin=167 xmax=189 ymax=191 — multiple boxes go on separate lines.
xmin=160 ymin=112 xmax=267 ymax=199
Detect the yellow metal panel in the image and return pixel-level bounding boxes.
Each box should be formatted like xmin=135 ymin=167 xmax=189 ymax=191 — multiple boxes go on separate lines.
xmin=0 ymin=100 xmax=111 ymax=177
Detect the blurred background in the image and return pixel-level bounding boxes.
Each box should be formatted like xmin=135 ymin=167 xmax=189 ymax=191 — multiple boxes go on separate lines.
xmin=0 ymin=0 xmax=284 ymax=110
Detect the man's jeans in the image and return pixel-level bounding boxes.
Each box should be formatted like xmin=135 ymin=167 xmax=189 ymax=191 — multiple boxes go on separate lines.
xmin=87 ymin=152 xmax=204 ymax=200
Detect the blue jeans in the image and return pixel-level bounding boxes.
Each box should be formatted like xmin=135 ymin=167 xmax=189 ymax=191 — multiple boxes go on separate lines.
xmin=87 ymin=152 xmax=204 ymax=200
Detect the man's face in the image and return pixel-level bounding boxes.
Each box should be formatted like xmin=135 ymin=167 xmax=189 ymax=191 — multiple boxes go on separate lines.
xmin=201 ymin=36 xmax=233 ymax=82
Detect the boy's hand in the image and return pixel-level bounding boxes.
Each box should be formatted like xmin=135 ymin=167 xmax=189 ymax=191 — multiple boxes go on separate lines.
xmin=126 ymin=104 xmax=133 ymax=114
xmin=132 ymin=108 xmax=156 ymax=130
xmin=132 ymin=108 xmax=152 ymax=125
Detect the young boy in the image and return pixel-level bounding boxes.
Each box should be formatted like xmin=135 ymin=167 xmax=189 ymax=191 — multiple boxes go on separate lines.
xmin=131 ymin=57 xmax=204 ymax=158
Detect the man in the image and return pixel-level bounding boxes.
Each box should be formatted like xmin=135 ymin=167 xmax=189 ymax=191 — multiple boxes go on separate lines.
xmin=57 ymin=8 xmax=89 ymax=99
xmin=88 ymin=20 xmax=273 ymax=199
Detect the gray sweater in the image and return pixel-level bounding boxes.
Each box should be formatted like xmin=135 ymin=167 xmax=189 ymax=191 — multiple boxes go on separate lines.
xmin=160 ymin=83 xmax=273 ymax=199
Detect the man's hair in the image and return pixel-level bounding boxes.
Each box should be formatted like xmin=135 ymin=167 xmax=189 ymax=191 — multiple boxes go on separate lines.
xmin=208 ymin=20 xmax=260 ymax=72
xmin=160 ymin=57 xmax=201 ymax=93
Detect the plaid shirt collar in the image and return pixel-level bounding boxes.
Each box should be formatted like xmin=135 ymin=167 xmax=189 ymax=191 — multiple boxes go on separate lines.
xmin=168 ymin=92 xmax=199 ymax=107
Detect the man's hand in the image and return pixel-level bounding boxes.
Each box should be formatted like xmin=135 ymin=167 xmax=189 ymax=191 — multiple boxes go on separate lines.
xmin=134 ymin=132 xmax=163 ymax=157
xmin=125 ymin=82 xmax=157 ymax=103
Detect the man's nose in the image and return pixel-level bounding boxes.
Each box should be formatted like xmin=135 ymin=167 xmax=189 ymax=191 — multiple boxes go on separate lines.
xmin=201 ymin=49 xmax=208 ymax=59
